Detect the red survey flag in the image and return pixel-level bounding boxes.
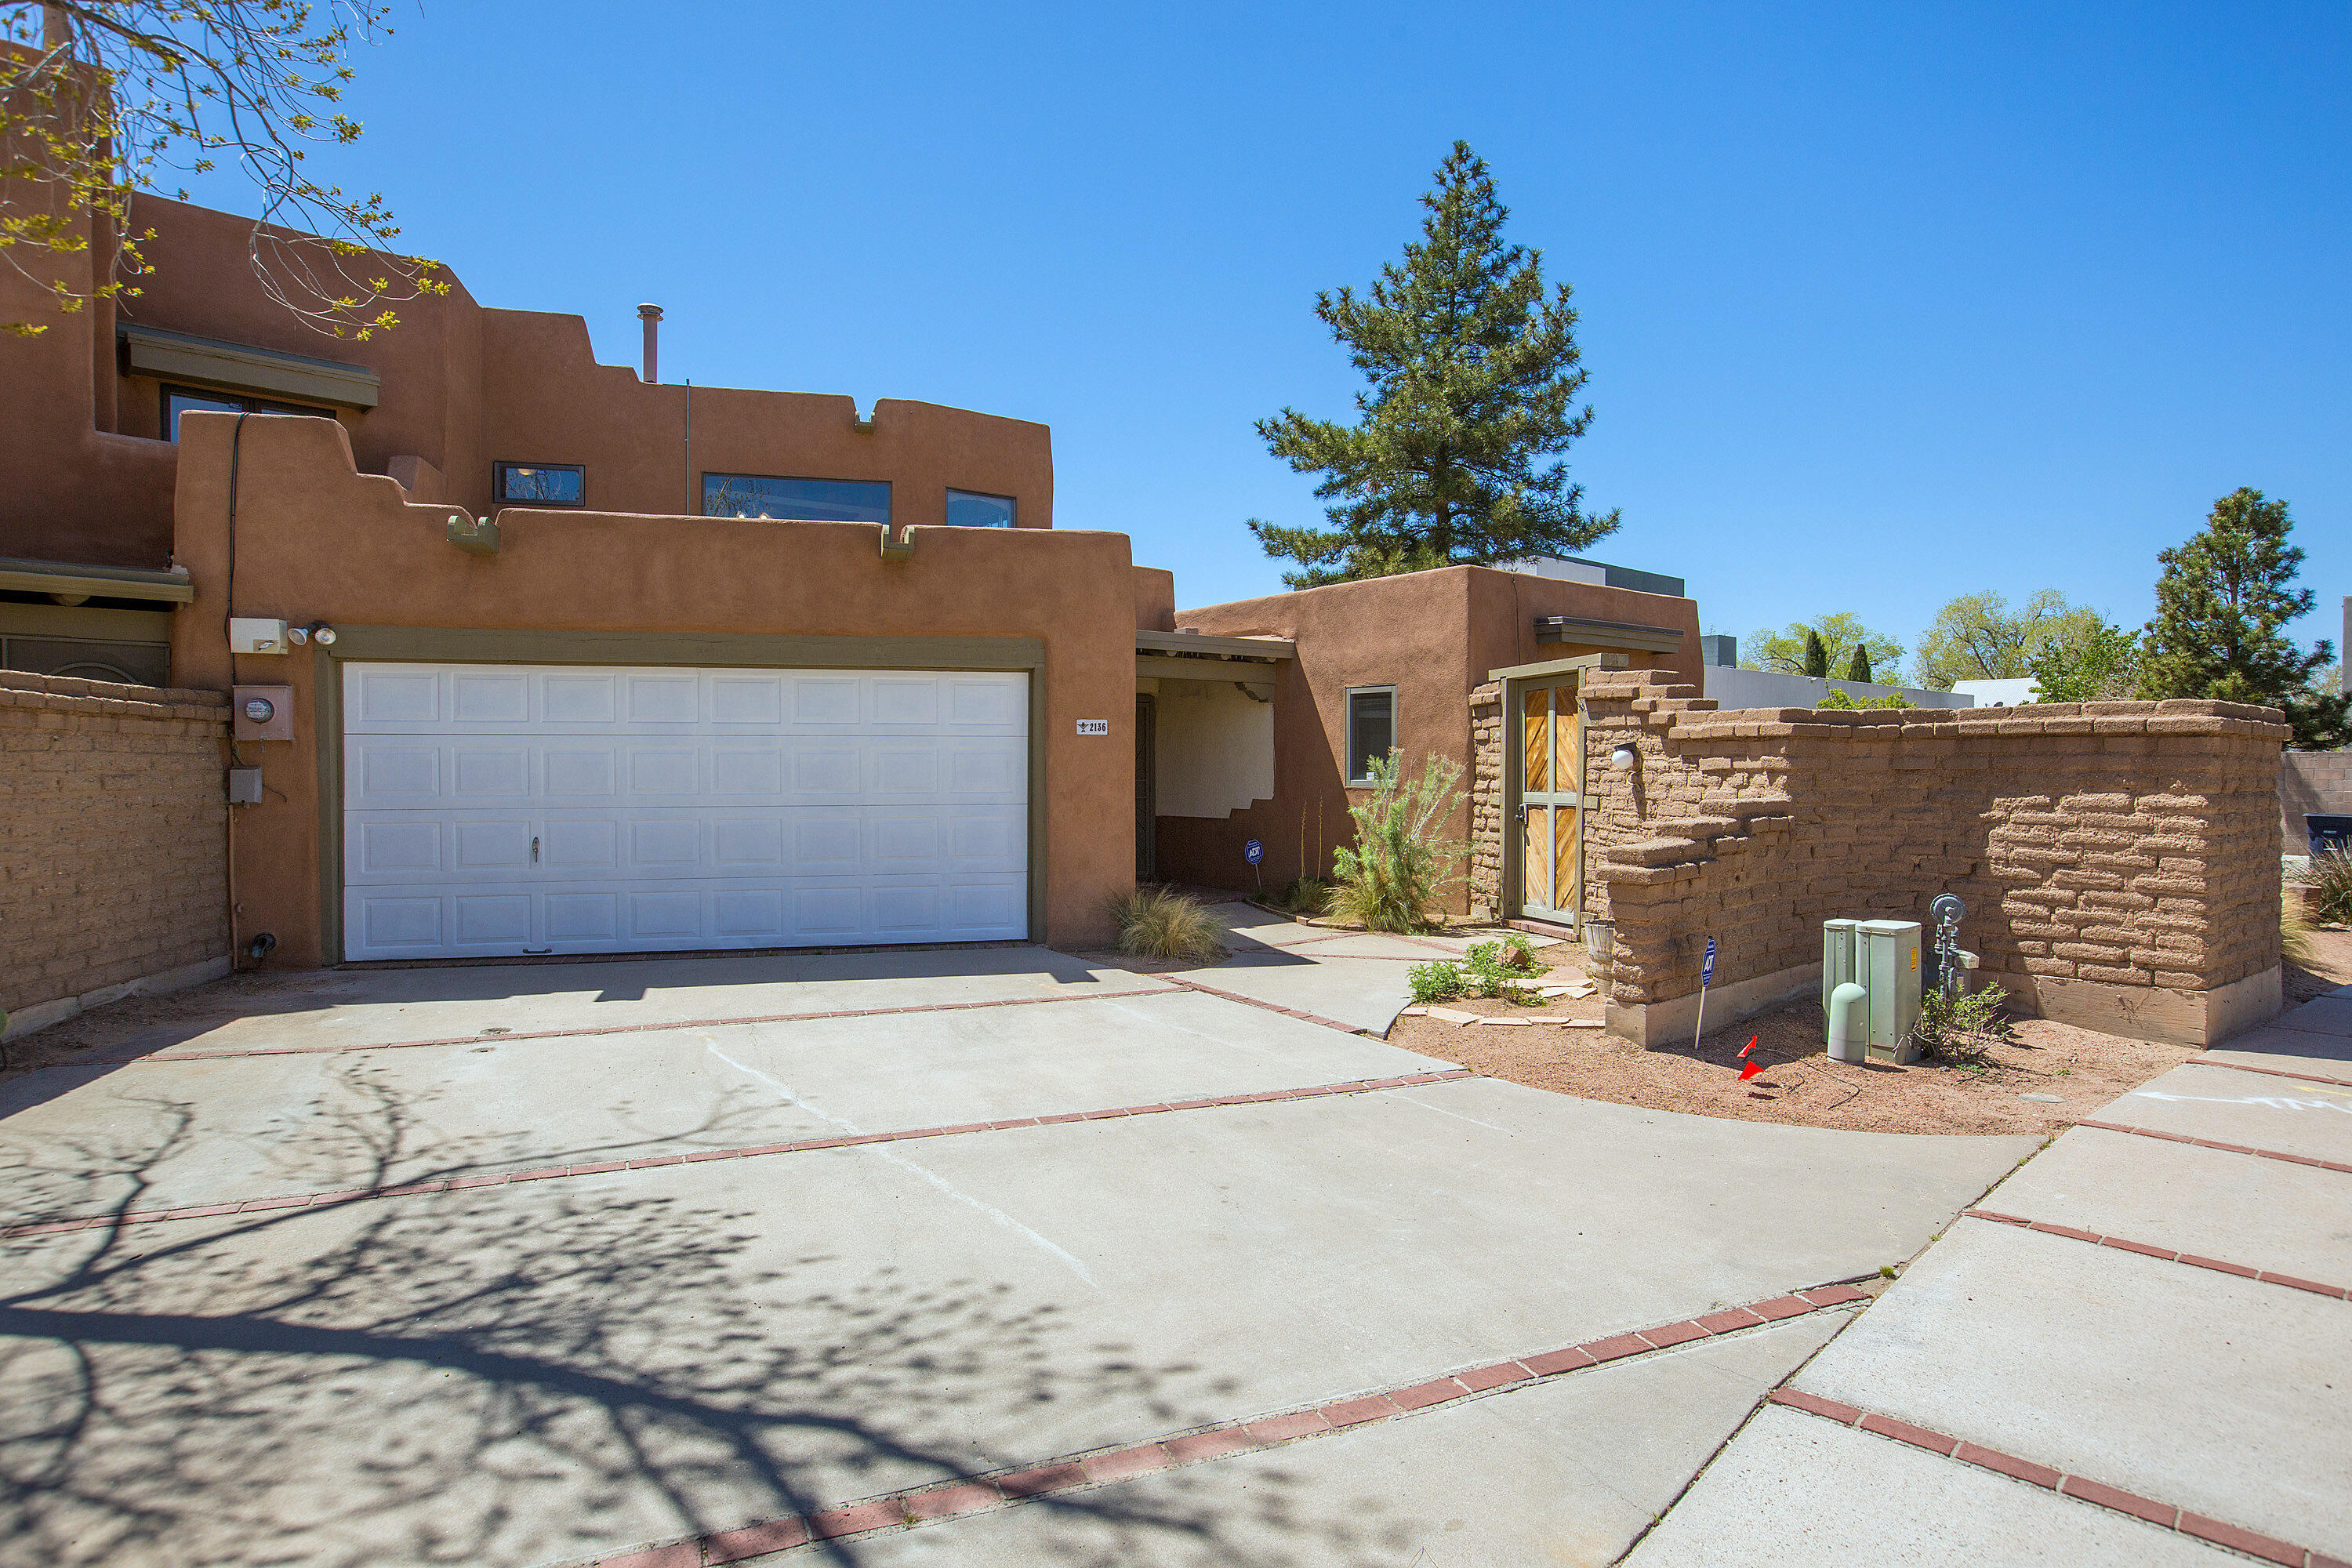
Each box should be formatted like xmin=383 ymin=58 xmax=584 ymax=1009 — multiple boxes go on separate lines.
xmin=1739 ymin=1035 xmax=1758 ymax=1058
xmin=1739 ymin=1058 xmax=1764 ymax=1082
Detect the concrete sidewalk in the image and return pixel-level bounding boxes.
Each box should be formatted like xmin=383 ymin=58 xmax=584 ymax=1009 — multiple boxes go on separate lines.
xmin=1631 ymin=985 xmax=2352 ymax=1567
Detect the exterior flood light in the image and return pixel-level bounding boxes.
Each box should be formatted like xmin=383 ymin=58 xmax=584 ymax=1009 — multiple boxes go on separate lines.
xmin=288 ymin=622 xmax=338 ymax=646
xmin=1610 ymin=741 xmax=1639 ymax=771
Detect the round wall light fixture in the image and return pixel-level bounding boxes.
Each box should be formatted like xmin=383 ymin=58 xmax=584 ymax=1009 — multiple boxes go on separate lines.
xmin=1610 ymin=741 xmax=1639 ymax=771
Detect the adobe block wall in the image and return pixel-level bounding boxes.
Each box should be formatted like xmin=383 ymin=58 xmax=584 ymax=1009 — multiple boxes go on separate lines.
xmin=2281 ymin=751 xmax=2352 ymax=854
xmin=0 ymin=671 xmax=231 ymax=1029
xmin=1472 ymin=670 xmax=2288 ymax=1047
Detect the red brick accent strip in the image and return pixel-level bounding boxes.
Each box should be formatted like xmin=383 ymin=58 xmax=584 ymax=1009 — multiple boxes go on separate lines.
xmin=41 ymin=984 xmax=1184 ymax=1072
xmin=1158 ymin=975 xmax=1374 ymax=1035
xmin=1961 ymin=1209 xmax=2351 ymax=1301
xmin=568 ymin=1282 xmax=1875 ymax=1568
xmin=1766 ymin=1390 xmax=2318 ymax=1567
xmin=2072 ymin=1119 xmax=2352 ymax=1176
xmin=2189 ymin=1058 xmax=2352 ymax=1091
xmin=0 ymin=1069 xmax=1477 ymax=1240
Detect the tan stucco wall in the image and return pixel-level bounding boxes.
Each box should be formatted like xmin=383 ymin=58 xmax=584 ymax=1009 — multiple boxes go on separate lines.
xmin=1131 ymin=568 xmax=1176 ymax=633
xmin=2 ymin=192 xmax=1052 ymax=572
xmin=166 ymin=416 xmax=1131 ymax=965
xmin=1156 ymin=566 xmax=1699 ymax=906
xmin=1153 ymin=680 xmax=1276 ymax=818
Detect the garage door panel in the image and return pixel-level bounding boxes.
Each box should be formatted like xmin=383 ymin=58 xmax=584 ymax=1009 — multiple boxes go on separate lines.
xmin=455 ymin=895 xmax=532 ymax=945
xmin=545 ymin=891 xmax=620 ymax=942
xmin=343 ymin=664 xmax=1029 ymax=959
xmin=355 ymin=820 xmax=441 ymax=875
xmin=453 ymin=820 xmax=534 ymax=869
xmin=543 ymin=673 xmax=619 ymax=724
xmin=450 ymin=672 xmax=529 ymax=723
xmin=625 ymin=673 xmax=700 ymax=724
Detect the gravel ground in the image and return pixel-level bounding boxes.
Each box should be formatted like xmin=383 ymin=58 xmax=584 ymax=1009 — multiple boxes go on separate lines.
xmin=1389 ymin=956 xmax=2205 ymax=1138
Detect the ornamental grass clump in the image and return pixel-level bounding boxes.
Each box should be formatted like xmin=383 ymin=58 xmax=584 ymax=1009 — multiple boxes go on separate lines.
xmin=1109 ymin=886 xmax=1226 ymax=964
xmin=1328 ymin=752 xmax=1470 ymax=933
xmin=2302 ymin=846 xmax=2352 ymax=927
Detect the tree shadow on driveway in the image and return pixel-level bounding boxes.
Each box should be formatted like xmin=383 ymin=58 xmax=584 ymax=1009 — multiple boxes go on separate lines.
xmin=0 ymin=1076 xmax=1386 ymax=1568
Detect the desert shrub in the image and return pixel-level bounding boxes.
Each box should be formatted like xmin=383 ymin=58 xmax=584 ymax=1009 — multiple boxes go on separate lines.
xmin=2303 ymin=846 xmax=2352 ymax=927
xmin=2282 ymin=891 xmax=2316 ymax=967
xmin=1271 ymin=876 xmax=1332 ymax=917
xmin=1328 ymin=752 xmax=1469 ymax=933
xmin=1407 ymin=960 xmax=1465 ymax=1004
xmin=1109 ymin=886 xmax=1225 ymax=963
xmin=1912 ymin=984 xmax=2011 ymax=1069
xmin=1817 ymin=689 xmax=1909 ymax=710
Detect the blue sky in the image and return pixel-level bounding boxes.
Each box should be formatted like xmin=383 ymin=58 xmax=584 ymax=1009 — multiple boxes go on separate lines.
xmin=190 ymin=2 xmax=2349 ymax=673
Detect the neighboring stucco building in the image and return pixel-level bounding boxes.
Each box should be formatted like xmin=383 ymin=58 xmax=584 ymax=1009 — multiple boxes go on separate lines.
xmin=3 ymin=174 xmax=1696 ymax=977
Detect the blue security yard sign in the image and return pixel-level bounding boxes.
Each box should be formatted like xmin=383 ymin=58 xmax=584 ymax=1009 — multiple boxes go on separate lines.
xmin=1243 ymin=840 xmax=1265 ymax=865
xmin=1693 ymin=936 xmax=1718 ymax=1049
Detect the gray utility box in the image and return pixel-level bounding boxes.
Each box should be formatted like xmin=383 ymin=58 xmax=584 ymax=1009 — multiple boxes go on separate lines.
xmin=1821 ymin=917 xmax=1923 ymax=1064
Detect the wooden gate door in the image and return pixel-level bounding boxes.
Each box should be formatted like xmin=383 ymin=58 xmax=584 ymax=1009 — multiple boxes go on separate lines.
xmin=1514 ymin=680 xmax=1583 ymax=925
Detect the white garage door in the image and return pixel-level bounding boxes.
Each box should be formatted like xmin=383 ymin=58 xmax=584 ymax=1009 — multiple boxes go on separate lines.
xmin=341 ymin=662 xmax=1029 ymax=961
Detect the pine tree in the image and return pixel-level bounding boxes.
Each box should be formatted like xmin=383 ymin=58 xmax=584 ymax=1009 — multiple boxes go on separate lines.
xmin=2139 ymin=488 xmax=2349 ymax=747
xmin=1845 ymin=645 xmax=1872 ymax=684
xmin=1802 ymin=630 xmax=1829 ymax=678
xmin=1247 ymin=143 xmax=1618 ymax=587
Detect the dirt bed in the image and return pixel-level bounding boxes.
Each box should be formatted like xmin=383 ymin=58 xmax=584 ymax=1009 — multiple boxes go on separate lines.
xmin=1389 ymin=960 xmax=2200 ymax=1138
xmin=2285 ymin=924 xmax=2352 ymax=1005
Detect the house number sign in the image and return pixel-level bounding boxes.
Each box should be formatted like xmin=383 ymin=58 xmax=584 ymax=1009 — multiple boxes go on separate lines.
xmin=1076 ymin=719 xmax=1110 ymax=735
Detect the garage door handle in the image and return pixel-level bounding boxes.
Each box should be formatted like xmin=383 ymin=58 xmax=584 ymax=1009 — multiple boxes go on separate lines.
xmin=532 ymin=835 xmax=540 ymax=864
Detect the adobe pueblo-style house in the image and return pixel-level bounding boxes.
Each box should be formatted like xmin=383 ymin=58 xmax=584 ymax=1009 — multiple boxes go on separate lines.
xmin=1 ymin=175 xmax=1702 ymax=976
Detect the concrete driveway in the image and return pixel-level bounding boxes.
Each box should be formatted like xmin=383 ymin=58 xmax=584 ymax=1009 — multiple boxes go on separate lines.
xmin=0 ymin=909 xmax=2034 ymax=1568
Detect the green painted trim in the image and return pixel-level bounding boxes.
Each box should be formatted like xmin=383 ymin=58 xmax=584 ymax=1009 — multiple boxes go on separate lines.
xmin=1486 ymin=651 xmax=1628 ymax=684
xmin=313 ymin=626 xmax=1049 ymax=962
xmin=0 ymin=601 xmax=175 ymax=640
xmin=314 ymin=640 xmax=345 ymax=964
xmin=321 ymin=626 xmax=1044 ymax=670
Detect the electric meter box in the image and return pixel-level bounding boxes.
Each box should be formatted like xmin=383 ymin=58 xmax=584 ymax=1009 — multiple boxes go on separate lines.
xmin=1856 ymin=919 xmax=1923 ymax=1062
xmin=1821 ymin=919 xmax=1859 ymax=1015
xmin=233 ymin=685 xmax=293 ymax=742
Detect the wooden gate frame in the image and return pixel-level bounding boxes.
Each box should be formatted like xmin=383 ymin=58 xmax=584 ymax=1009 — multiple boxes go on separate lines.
xmin=1490 ymin=652 xmax=1628 ymax=932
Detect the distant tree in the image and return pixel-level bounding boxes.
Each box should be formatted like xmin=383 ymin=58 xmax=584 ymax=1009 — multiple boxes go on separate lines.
xmin=1247 ymin=142 xmax=1618 ymax=587
xmin=1912 ymin=589 xmax=2103 ymax=691
xmin=2023 ymin=619 xmax=2140 ymax=704
xmin=1743 ymin=613 xmax=1904 ymax=679
xmin=1 ymin=1 xmax=443 ymax=337
xmin=1801 ymin=629 xmax=1828 ymax=677
xmin=2138 ymin=488 xmax=2349 ymax=748
xmin=1844 ymin=644 xmax=1872 ymax=684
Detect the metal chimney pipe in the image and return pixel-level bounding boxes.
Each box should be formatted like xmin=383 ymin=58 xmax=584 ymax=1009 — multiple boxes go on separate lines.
xmin=637 ymin=303 xmax=663 ymax=384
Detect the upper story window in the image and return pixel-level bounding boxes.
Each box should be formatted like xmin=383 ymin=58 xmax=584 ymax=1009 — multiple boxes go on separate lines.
xmin=702 ymin=473 xmax=891 ymax=524
xmin=946 ymin=489 xmax=1016 ymax=528
xmin=163 ymin=385 xmax=332 ymax=441
xmin=1345 ymin=685 xmax=1396 ymax=785
xmin=493 ymin=461 xmax=586 ymax=507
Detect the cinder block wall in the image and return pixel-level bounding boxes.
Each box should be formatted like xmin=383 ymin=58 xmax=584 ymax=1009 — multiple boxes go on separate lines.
xmin=1472 ymin=670 xmax=2288 ymax=1047
xmin=0 ymin=671 xmax=232 ymax=1029
xmin=2281 ymin=751 xmax=2352 ymax=854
